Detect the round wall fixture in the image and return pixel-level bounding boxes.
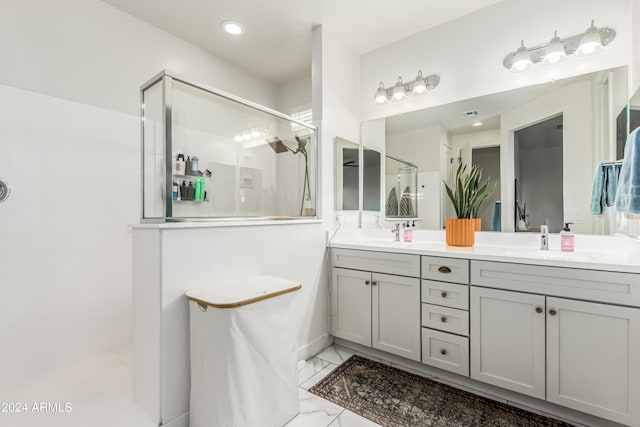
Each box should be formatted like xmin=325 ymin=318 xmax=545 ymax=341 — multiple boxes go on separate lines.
xmin=0 ymin=178 xmax=11 ymax=204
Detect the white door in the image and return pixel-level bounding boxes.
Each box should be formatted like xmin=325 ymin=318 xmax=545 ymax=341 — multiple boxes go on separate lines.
xmin=331 ymin=268 xmax=372 ymax=346
xmin=470 ymin=287 xmax=546 ymax=399
xmin=372 ymin=273 xmax=421 ymax=361
xmin=546 ymin=297 xmax=640 ymax=426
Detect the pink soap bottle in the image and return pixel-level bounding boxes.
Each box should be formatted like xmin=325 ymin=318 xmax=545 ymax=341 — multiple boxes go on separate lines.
xmin=560 ymin=222 xmax=574 ymax=252
xmin=403 ymin=222 xmax=412 ymax=242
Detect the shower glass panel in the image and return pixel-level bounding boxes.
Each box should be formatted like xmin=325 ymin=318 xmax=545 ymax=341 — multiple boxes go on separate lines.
xmin=141 ymin=71 xmax=317 ymax=221
xmin=384 ymin=155 xmax=418 ymax=219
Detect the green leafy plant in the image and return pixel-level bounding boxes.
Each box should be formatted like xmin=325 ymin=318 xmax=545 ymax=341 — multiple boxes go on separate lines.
xmin=444 ymin=163 xmax=495 ymax=219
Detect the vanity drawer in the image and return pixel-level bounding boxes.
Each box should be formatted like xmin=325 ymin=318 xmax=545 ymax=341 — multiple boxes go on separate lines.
xmin=332 ymin=248 xmax=420 ymax=277
xmin=421 ymin=304 xmax=469 ymax=336
xmin=422 ymin=256 xmax=469 ymax=284
xmin=421 ymin=328 xmax=469 ymax=376
xmin=471 ymin=261 xmax=640 ymax=307
xmin=422 ymin=280 xmax=469 ymax=310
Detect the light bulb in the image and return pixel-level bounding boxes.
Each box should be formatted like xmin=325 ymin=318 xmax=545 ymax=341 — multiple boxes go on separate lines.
xmin=413 ymin=70 xmax=426 ymax=94
xmin=392 ymin=77 xmax=405 ymax=101
xmin=511 ymin=41 xmax=532 ymax=72
xmin=233 ymin=133 xmax=242 ymax=142
xmin=543 ymin=31 xmax=567 ymax=64
xmin=576 ymin=20 xmax=602 ymax=56
xmin=374 ymin=82 xmax=387 ymax=104
xmin=251 ymin=128 xmax=260 ymax=138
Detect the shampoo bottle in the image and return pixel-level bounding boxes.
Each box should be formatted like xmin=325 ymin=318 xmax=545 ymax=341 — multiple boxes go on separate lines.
xmin=560 ymin=222 xmax=574 ymax=252
xmin=191 ymin=156 xmax=199 ymax=175
xmin=175 ymin=154 xmax=185 ymax=175
xmin=185 ymin=156 xmax=192 ymax=176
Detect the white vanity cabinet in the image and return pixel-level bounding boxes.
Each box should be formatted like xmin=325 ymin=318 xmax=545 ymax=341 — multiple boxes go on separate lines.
xmin=331 ymin=249 xmax=421 ymax=361
xmin=470 ymin=260 xmax=640 ymax=426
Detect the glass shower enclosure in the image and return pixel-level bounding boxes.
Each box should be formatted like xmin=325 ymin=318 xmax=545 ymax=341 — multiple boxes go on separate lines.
xmin=141 ymin=71 xmax=317 ymax=222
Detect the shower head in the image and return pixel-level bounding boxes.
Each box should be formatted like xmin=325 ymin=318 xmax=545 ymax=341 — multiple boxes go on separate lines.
xmin=266 ymin=136 xmax=288 ymax=153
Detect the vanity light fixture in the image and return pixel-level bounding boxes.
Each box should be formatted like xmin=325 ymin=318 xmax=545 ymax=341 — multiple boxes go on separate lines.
xmin=503 ymin=20 xmax=615 ymax=72
xmin=374 ymin=70 xmax=440 ymax=104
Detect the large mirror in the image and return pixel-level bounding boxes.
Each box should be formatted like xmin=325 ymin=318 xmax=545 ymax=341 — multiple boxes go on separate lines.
xmin=364 ymin=65 xmax=628 ymax=235
xmin=335 ymin=137 xmax=360 ymax=211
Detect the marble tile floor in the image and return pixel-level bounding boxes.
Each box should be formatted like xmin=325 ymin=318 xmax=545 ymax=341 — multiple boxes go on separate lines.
xmin=286 ymin=345 xmax=382 ymax=427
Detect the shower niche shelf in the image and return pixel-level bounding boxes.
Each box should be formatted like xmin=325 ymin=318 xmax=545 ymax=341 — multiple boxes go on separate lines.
xmin=141 ymin=70 xmax=317 ymax=222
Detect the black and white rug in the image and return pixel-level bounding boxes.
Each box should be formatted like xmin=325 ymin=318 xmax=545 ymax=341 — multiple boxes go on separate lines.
xmin=309 ymin=355 xmax=572 ymax=427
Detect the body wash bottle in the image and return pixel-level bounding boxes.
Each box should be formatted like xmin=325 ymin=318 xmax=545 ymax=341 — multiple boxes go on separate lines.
xmin=560 ymin=222 xmax=574 ymax=252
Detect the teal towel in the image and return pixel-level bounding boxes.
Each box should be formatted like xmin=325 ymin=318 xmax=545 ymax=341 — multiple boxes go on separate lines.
xmin=491 ymin=201 xmax=501 ymax=231
xmin=615 ymin=127 xmax=640 ymax=214
xmin=605 ymin=163 xmax=622 ymax=206
xmin=590 ymin=161 xmax=605 ymax=215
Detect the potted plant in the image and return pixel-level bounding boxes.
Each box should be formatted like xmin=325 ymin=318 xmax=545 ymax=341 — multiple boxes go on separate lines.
xmin=443 ymin=163 xmax=494 ymax=246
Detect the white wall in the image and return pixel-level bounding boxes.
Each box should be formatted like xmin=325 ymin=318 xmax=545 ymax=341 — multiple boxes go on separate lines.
xmin=386 ymin=125 xmax=442 ymax=172
xmin=451 ymin=129 xmax=501 ymax=167
xmin=276 ymin=74 xmax=312 ymax=115
xmin=0 ymin=0 xmax=338 ymax=396
xmin=632 ymin=0 xmax=640 ymax=94
xmin=360 ymin=0 xmax=632 ymax=122
xmin=0 ymin=0 xmax=277 ymax=115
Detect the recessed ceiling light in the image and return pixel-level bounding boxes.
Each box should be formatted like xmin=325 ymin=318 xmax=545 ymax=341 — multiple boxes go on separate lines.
xmin=221 ymin=21 xmax=244 ymax=35
xmin=472 ymin=122 xmax=483 ymax=127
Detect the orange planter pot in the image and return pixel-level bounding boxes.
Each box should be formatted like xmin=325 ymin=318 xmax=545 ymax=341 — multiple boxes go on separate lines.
xmin=473 ymin=218 xmax=481 ymax=232
xmin=446 ymin=218 xmax=476 ymax=247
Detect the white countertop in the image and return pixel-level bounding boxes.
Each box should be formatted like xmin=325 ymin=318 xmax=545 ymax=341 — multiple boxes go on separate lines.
xmin=330 ymin=229 xmax=640 ymax=274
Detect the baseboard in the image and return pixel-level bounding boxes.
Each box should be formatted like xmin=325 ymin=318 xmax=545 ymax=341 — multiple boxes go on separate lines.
xmin=297 ymin=333 xmax=333 ymax=361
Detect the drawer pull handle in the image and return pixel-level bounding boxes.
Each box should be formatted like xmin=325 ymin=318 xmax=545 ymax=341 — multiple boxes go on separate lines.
xmin=438 ymin=266 xmax=452 ymax=273
xmin=365 ymin=280 xmax=370 ymax=285
xmin=440 ymin=349 xmax=447 ymax=355
xmin=441 ymin=291 xmax=448 ymax=298
xmin=372 ymin=281 xmax=377 ymax=286
xmin=549 ymin=309 xmax=557 ymax=316
xmin=440 ymin=316 xmax=447 ymax=323
xmin=535 ymin=307 xmax=543 ymax=314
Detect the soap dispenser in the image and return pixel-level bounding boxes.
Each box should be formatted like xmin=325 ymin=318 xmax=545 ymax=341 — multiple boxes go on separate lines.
xmin=403 ymin=222 xmax=412 ymax=242
xmin=560 ymin=222 xmax=574 ymax=252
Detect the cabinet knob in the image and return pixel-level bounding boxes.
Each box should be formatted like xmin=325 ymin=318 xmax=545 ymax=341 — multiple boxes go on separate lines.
xmin=549 ymin=309 xmax=557 ymax=316
xmin=438 ymin=266 xmax=452 ymax=273
xmin=365 ymin=280 xmax=370 ymax=285
xmin=441 ymin=291 xmax=448 ymax=298
xmin=535 ymin=307 xmax=543 ymax=314
xmin=372 ymin=281 xmax=377 ymax=286
xmin=440 ymin=348 xmax=447 ymax=355
xmin=440 ymin=316 xmax=447 ymax=323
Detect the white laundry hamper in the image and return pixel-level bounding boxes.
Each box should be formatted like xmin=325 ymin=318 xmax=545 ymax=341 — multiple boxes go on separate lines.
xmin=186 ymin=276 xmax=302 ymax=427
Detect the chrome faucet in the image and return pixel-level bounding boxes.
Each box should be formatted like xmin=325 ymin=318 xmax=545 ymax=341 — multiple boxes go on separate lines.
xmin=540 ymin=225 xmax=549 ymax=250
xmin=392 ymin=223 xmax=401 ymax=242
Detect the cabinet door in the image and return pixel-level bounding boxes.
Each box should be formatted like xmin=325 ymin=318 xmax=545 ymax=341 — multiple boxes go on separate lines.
xmin=470 ymin=287 xmax=546 ymax=399
xmin=372 ymin=273 xmax=421 ymax=361
xmin=331 ymin=268 xmax=372 ymax=346
xmin=547 ymin=297 xmax=640 ymax=426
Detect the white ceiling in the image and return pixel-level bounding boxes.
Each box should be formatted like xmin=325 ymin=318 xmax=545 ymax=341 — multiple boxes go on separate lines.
xmin=101 ymin=0 xmax=504 ymax=85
